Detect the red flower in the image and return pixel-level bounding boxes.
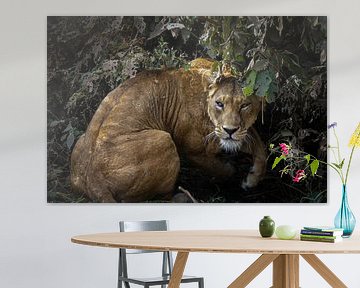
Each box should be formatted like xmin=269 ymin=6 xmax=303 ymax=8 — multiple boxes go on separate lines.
xmin=293 ymin=169 xmax=305 ymax=183
xmin=279 ymin=143 xmax=289 ymax=155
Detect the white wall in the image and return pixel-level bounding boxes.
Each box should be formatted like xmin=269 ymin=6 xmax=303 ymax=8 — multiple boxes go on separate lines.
xmin=1 ymin=0 xmax=360 ymax=287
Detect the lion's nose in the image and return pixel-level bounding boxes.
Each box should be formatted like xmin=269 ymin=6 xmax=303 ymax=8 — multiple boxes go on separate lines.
xmin=223 ymin=126 xmax=239 ymax=136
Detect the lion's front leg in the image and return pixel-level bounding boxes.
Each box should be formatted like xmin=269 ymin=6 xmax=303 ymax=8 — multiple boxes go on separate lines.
xmin=187 ymin=153 xmax=236 ymax=179
xmin=240 ymin=127 xmax=267 ymax=189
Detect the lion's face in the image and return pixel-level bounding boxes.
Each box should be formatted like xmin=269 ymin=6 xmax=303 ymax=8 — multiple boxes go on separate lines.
xmin=207 ymin=80 xmax=262 ymax=152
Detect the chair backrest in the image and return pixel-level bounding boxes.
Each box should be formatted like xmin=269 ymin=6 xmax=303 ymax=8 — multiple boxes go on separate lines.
xmin=118 ymin=220 xmax=174 ymax=282
xmin=119 ymin=220 xmax=168 ymax=254
xmin=120 ymin=220 xmax=168 ymax=232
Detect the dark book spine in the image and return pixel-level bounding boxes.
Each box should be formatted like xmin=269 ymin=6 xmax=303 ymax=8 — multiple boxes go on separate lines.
xmin=300 ymin=230 xmax=335 ymax=236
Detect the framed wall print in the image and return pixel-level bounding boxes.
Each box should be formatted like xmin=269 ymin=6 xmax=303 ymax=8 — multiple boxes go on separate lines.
xmin=47 ymin=16 xmax=327 ymax=203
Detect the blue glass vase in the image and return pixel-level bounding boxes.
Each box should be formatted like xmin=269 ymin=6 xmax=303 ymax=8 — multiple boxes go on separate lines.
xmin=334 ymin=185 xmax=356 ymax=237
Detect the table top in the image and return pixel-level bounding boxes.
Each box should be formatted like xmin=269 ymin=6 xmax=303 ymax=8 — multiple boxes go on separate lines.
xmin=71 ymin=230 xmax=360 ymax=254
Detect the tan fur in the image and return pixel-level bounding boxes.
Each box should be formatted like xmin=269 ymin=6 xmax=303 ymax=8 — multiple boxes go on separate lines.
xmin=71 ymin=59 xmax=266 ymax=202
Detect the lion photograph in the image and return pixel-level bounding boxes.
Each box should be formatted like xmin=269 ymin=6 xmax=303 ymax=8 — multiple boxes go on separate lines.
xmin=47 ymin=16 xmax=327 ymax=203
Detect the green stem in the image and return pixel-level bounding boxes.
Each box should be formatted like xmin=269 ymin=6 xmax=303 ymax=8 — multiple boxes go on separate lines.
xmin=345 ymin=145 xmax=356 ymax=186
xmin=332 ymin=127 xmax=345 ymax=182
xmin=295 ymin=151 xmax=342 ymax=180
xmin=330 ymin=148 xmax=339 ymax=165
xmin=333 ymin=127 xmax=342 ymax=164
xmin=317 ymin=159 xmax=344 ymax=184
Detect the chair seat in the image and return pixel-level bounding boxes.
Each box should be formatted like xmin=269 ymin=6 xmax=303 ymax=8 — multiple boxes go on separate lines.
xmin=119 ymin=274 xmax=203 ymax=286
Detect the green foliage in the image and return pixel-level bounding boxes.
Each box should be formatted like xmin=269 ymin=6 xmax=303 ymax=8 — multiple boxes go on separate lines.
xmin=150 ymin=37 xmax=188 ymax=68
xmin=242 ymin=68 xmax=277 ymax=102
xmin=254 ymin=70 xmax=272 ymax=97
xmin=332 ymin=159 xmax=345 ymax=169
xmin=242 ymin=70 xmax=257 ymax=97
xmin=272 ymin=155 xmax=285 ymax=169
xmin=310 ymin=159 xmax=319 ymax=176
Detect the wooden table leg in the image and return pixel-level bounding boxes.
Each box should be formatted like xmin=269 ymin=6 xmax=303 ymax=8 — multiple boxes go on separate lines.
xmin=272 ymin=254 xmax=299 ymax=288
xmin=168 ymin=252 xmax=189 ymax=288
xmin=301 ymin=254 xmax=347 ymax=288
xmin=287 ymin=255 xmax=299 ymax=288
xmin=228 ymin=254 xmax=279 ymax=288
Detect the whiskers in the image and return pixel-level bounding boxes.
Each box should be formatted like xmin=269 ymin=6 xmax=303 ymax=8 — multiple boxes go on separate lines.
xmin=204 ymin=128 xmax=255 ymax=154
xmin=219 ymin=129 xmax=254 ymax=153
xmin=204 ymin=131 xmax=217 ymax=145
xmin=242 ymin=132 xmax=255 ymax=153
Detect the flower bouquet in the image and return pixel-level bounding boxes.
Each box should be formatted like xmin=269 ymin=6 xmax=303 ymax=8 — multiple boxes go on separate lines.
xmin=270 ymin=122 xmax=360 ymax=236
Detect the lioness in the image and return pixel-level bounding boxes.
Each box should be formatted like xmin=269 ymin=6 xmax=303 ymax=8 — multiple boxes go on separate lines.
xmin=71 ymin=58 xmax=266 ymax=202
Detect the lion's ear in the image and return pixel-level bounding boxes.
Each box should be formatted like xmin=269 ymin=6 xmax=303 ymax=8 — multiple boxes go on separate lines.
xmin=190 ymin=58 xmax=216 ymax=70
xmin=189 ymin=59 xmax=219 ymax=90
xmin=221 ymin=63 xmax=233 ymax=78
xmin=190 ymin=58 xmax=238 ymax=90
xmin=209 ymin=62 xmax=236 ymax=86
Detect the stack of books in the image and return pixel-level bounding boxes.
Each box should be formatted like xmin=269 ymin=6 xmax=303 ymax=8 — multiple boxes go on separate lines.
xmin=300 ymin=226 xmax=344 ymax=243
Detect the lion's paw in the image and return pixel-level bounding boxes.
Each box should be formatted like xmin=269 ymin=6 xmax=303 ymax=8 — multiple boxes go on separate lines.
xmin=241 ymin=171 xmax=261 ymax=190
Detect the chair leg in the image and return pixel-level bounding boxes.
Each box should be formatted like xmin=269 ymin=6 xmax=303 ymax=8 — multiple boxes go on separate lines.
xmin=118 ymin=250 xmax=122 ymax=288
xmin=199 ymin=278 xmax=204 ymax=288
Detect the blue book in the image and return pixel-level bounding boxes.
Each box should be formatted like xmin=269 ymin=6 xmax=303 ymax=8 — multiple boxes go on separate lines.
xmin=302 ymin=226 xmax=343 ymax=236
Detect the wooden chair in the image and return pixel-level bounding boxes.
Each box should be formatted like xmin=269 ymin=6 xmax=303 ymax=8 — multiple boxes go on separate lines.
xmin=118 ymin=220 xmax=204 ymax=288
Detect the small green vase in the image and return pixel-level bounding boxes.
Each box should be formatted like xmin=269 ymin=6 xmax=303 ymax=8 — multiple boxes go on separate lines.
xmin=259 ymin=216 xmax=275 ymax=237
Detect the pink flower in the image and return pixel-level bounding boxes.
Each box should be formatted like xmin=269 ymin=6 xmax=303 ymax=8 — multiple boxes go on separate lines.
xmin=279 ymin=143 xmax=289 ymax=155
xmin=293 ymin=169 xmax=305 ymax=183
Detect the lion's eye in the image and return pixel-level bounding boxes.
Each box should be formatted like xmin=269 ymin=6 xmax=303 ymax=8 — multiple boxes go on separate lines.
xmin=240 ymin=103 xmax=251 ymax=110
xmin=215 ymin=101 xmax=224 ymax=109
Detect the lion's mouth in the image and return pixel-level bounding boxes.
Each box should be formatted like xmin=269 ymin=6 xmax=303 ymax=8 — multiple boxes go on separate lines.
xmin=214 ymin=129 xmax=248 ymax=152
xmin=223 ymin=136 xmax=238 ymax=141
xmin=217 ymin=129 xmax=247 ymax=141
